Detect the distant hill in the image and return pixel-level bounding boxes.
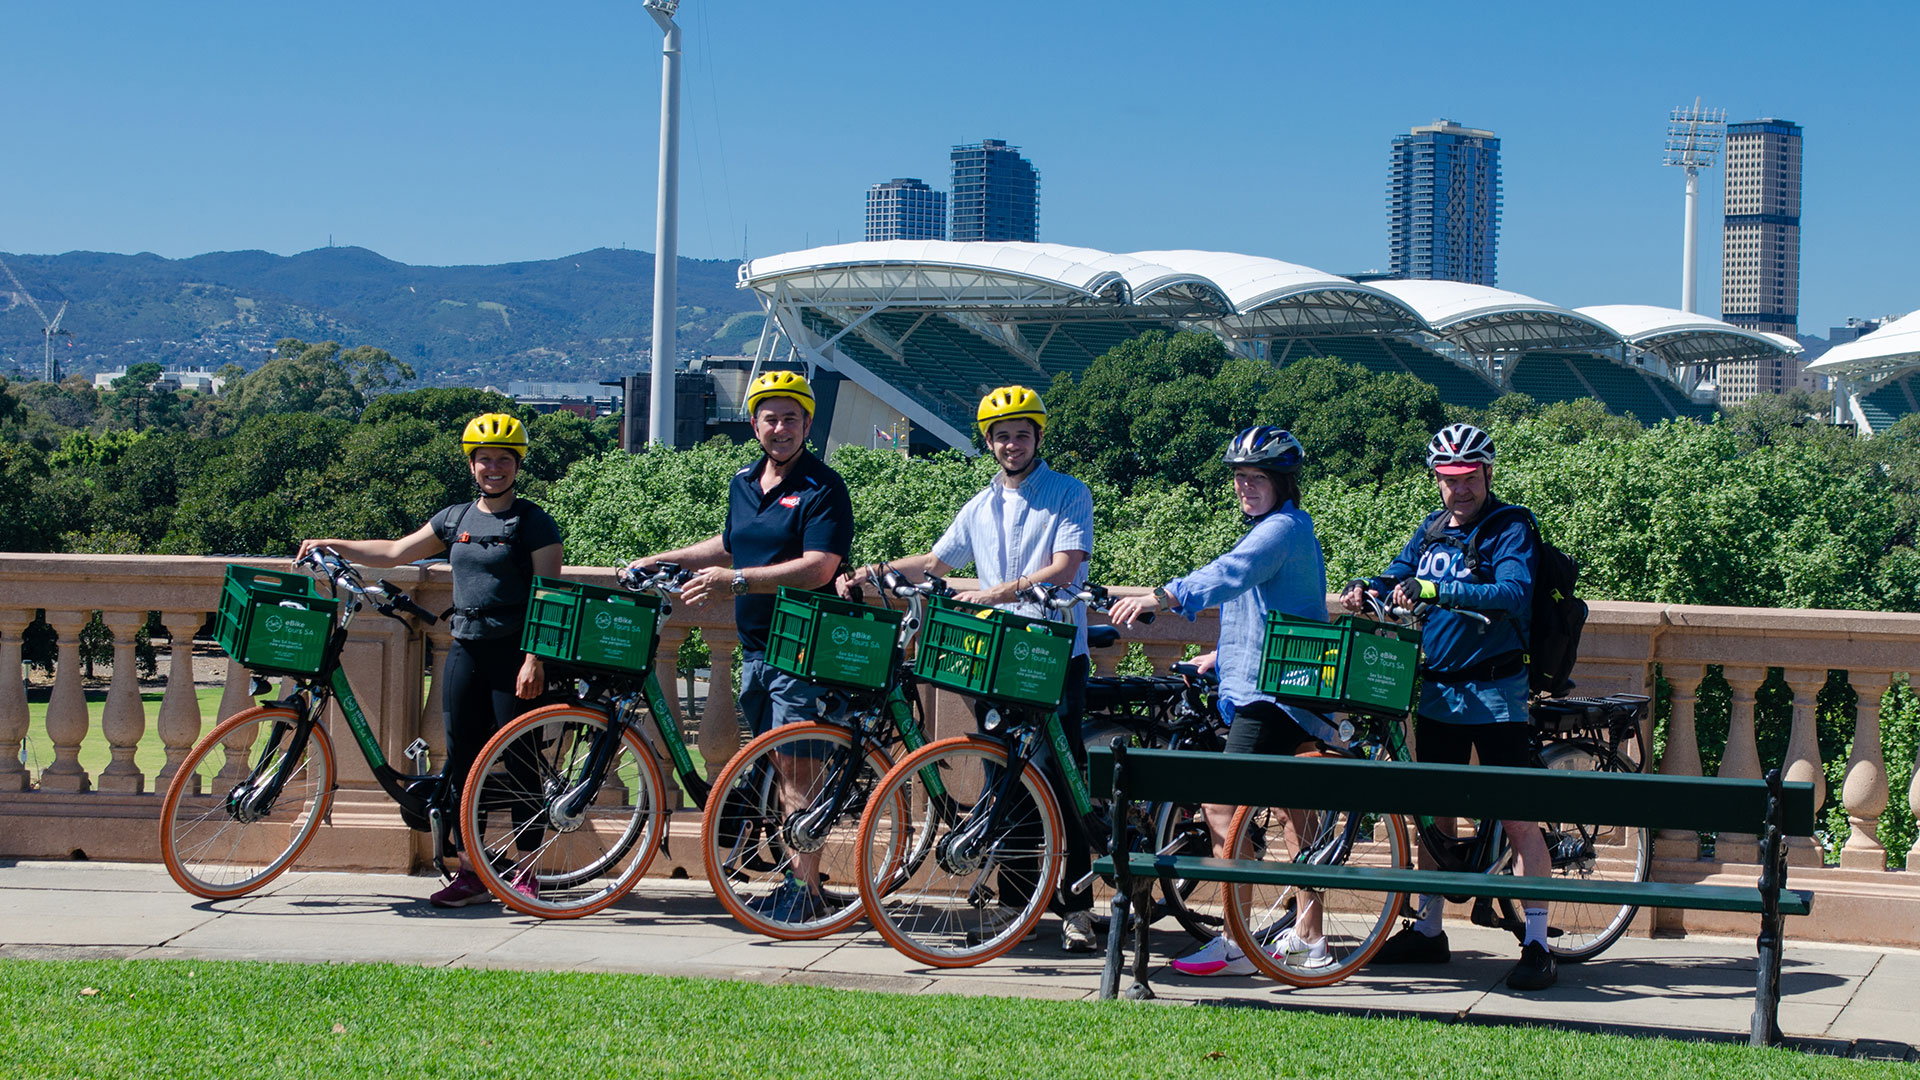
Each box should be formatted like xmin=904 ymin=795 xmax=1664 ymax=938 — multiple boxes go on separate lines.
xmin=0 ymin=246 xmax=762 ymax=386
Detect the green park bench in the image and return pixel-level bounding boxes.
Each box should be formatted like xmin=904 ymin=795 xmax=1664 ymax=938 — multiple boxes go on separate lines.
xmin=1088 ymin=744 xmax=1816 ymax=1048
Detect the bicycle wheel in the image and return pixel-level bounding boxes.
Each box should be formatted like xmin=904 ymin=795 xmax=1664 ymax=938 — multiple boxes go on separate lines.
xmin=1224 ymin=802 xmax=1410 ymax=988
xmin=702 ymin=722 xmax=904 ymax=940
xmin=1152 ymin=800 xmax=1224 ymax=942
xmin=1534 ymin=740 xmax=1650 ymax=962
xmin=459 ymin=704 xmax=666 ymax=919
xmin=855 ymin=735 xmax=1062 ymax=968
xmin=159 ymin=705 xmax=337 ymax=900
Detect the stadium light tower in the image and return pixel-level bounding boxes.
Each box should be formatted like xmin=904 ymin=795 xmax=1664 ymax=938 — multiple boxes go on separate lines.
xmin=1663 ymin=98 xmax=1725 ymax=314
xmin=643 ymin=0 xmax=683 ymax=446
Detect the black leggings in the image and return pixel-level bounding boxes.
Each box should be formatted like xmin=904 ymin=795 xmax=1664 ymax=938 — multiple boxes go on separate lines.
xmin=441 ymin=636 xmax=537 ymax=805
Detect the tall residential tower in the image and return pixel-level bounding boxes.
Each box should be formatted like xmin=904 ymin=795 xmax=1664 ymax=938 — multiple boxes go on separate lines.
xmin=865 ymin=178 xmax=946 ymax=242
xmin=1387 ymin=120 xmax=1502 ymax=286
xmin=1717 ymin=118 xmax=1803 ymax=405
xmin=949 ymin=139 xmax=1039 ymax=243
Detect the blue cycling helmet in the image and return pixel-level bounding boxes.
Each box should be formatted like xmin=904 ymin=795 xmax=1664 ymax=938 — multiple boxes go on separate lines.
xmin=1222 ymin=426 xmax=1305 ymax=473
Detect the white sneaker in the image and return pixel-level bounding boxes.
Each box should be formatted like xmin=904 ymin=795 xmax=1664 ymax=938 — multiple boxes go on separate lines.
xmin=1272 ymin=929 xmax=1333 ymax=969
xmin=1170 ymin=934 xmax=1254 ymax=977
xmin=1061 ymin=910 xmax=1098 ymax=953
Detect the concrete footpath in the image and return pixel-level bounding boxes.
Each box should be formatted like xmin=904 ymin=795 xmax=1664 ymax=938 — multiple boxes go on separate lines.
xmin=2 ymin=859 xmax=1915 ymax=1061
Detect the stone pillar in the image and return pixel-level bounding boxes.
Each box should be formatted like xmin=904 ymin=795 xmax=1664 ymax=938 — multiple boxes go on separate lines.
xmin=1781 ymin=668 xmax=1831 ymax=867
xmin=696 ymin=626 xmax=741 ymax=779
xmin=0 ymin=609 xmax=35 ymax=792
xmin=420 ymin=623 xmax=453 ymax=765
xmin=1839 ymin=672 xmax=1893 ymax=871
xmin=38 ymin=611 xmax=93 ymax=793
xmin=1715 ymin=666 xmax=1768 ymax=864
xmin=651 ymin=625 xmax=687 ymax=810
xmin=95 ymin=611 xmax=148 ymax=793
xmin=1654 ymin=663 xmax=1706 ymax=862
xmin=211 ymin=658 xmax=258 ymax=792
xmin=154 ymin=611 xmax=207 ymax=792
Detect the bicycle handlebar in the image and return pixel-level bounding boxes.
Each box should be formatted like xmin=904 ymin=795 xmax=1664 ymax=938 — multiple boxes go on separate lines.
xmin=293 ymin=548 xmax=437 ymax=626
xmin=1014 ymin=580 xmax=1152 ymax=623
xmin=617 ymin=562 xmax=693 ymax=594
xmin=1351 ymin=583 xmax=1491 ymax=628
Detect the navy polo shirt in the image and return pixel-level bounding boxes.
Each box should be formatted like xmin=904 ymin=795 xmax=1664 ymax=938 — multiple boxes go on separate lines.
xmin=723 ymin=449 xmax=854 ymax=657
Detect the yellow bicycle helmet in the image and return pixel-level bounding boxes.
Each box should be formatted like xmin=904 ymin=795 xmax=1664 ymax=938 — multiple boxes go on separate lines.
xmin=462 ymin=412 xmax=529 ymax=459
xmin=976 ymin=385 xmax=1047 ymax=439
xmin=745 ymin=370 xmax=815 ymax=418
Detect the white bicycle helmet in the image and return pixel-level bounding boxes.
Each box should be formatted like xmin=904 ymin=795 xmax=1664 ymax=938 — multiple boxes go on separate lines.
xmin=1426 ymin=423 xmax=1495 ymax=474
xmin=1222 ymin=426 xmax=1305 ymax=473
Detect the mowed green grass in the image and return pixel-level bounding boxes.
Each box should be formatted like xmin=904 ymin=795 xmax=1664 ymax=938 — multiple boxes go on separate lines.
xmin=0 ymin=958 xmax=1905 ymax=1080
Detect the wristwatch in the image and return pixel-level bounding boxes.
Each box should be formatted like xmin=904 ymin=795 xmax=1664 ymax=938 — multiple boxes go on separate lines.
xmin=1152 ymin=585 xmax=1175 ymax=609
xmin=731 ymin=572 xmax=750 ymax=596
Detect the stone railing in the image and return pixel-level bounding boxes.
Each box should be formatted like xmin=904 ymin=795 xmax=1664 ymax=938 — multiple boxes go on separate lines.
xmin=2 ymin=553 xmax=1918 ymax=947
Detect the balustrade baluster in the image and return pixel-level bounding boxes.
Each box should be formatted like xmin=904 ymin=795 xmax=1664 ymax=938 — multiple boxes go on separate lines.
xmin=651 ymin=627 xmax=686 ymax=809
xmin=1654 ymin=663 xmax=1706 ymax=861
xmin=1781 ymin=668 xmax=1831 ymax=867
xmin=38 ymin=612 xmax=93 ymax=793
xmin=696 ymin=627 xmax=740 ymax=778
xmin=1839 ymin=672 xmax=1893 ymax=871
xmin=1908 ymin=727 xmax=1920 ymax=870
xmin=0 ymin=609 xmax=33 ymax=792
xmin=206 ymin=658 xmax=257 ymax=795
xmin=1715 ymin=666 xmax=1768 ymax=864
xmin=420 ymin=623 xmax=452 ymax=767
xmin=95 ymin=611 xmax=148 ymax=794
xmin=154 ymin=612 xmax=208 ymax=791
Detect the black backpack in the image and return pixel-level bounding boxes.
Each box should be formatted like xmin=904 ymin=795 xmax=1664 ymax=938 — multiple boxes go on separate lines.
xmin=1421 ymin=503 xmax=1587 ymax=698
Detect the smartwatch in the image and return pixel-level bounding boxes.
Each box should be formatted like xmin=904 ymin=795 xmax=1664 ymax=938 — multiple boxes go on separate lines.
xmin=731 ymin=572 xmax=750 ymax=596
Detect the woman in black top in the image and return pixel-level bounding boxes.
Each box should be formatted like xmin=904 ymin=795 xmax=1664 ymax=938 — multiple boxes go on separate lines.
xmin=296 ymin=413 xmax=563 ymax=907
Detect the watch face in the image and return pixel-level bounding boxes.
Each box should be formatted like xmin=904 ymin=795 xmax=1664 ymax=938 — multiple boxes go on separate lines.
xmin=732 ymin=574 xmax=749 ymax=595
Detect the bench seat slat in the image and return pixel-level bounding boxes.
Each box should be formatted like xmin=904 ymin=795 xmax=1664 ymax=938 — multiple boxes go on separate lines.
xmin=1091 ymin=854 xmax=1813 ymax=917
xmin=1088 ymin=747 xmax=1817 ymax=837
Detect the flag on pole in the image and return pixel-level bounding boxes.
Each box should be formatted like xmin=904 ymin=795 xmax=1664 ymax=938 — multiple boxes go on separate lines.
xmin=875 ymin=425 xmax=894 ymax=445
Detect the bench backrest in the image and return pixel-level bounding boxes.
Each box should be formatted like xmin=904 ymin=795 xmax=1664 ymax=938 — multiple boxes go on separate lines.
xmin=1088 ymin=745 xmax=1816 ymax=837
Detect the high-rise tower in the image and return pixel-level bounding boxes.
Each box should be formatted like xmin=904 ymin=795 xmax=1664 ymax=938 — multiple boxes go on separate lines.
xmin=1718 ymin=118 xmax=1803 ymax=405
xmin=1387 ymin=120 xmax=1502 ymax=286
xmin=865 ymin=178 xmax=947 ymax=242
xmin=949 ymin=139 xmax=1039 ymax=243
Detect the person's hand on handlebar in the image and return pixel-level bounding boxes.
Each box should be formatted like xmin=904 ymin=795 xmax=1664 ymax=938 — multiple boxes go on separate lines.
xmin=1190 ymin=650 xmax=1217 ymax=674
xmin=1338 ymin=581 xmax=1371 ymax=613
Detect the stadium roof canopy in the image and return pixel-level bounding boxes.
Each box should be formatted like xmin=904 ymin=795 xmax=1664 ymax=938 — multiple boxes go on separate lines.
xmin=1806 ymin=309 xmax=1920 ymax=378
xmin=1372 ymin=280 xmax=1620 ymax=359
xmin=1575 ymin=305 xmax=1794 ymax=369
xmin=736 ymin=243 xmax=1803 ymax=452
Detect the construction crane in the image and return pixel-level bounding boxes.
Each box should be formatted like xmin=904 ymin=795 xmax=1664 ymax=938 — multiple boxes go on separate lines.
xmin=0 ymin=253 xmax=71 ymax=381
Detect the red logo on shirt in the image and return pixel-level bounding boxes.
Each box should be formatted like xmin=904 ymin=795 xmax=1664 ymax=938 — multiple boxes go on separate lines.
xmin=779 ymin=495 xmax=801 ymax=508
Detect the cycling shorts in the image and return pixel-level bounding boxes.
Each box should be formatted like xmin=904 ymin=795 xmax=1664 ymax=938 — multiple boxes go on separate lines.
xmin=1223 ymin=699 xmax=1319 ymax=757
xmin=1413 ymin=714 xmax=1535 ymax=769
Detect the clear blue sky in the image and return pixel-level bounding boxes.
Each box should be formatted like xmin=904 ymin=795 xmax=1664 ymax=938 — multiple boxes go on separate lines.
xmin=6 ymin=0 xmax=1914 ymax=335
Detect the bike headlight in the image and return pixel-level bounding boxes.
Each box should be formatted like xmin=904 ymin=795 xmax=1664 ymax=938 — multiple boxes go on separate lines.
xmin=981 ymin=707 xmax=1005 ymax=733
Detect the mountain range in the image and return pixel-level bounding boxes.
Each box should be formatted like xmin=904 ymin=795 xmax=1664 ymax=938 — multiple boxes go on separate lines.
xmin=0 ymin=246 xmax=763 ymax=386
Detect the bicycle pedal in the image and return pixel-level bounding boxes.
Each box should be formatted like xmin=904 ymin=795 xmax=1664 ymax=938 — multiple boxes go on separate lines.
xmin=403 ymin=738 xmax=431 ymax=769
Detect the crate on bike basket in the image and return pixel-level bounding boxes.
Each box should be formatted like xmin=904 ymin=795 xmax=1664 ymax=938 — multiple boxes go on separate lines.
xmin=1257 ymin=612 xmax=1420 ymax=717
xmin=521 ymin=576 xmax=661 ymax=675
xmin=214 ymin=564 xmax=339 ymax=677
xmin=914 ymin=595 xmax=1076 ymax=708
xmin=766 ymin=587 xmax=905 ymax=691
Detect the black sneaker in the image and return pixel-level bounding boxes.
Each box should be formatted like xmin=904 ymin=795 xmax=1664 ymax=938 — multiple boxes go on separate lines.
xmin=1506 ymin=941 xmax=1558 ymax=991
xmin=1369 ymin=923 xmax=1451 ymax=965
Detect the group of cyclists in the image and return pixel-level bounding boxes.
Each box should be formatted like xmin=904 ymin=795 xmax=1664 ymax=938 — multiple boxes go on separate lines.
xmin=299 ymin=366 xmax=1560 ymax=993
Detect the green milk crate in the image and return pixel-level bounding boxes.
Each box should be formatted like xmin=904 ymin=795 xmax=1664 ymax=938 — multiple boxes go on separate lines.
xmin=1258 ymin=612 xmax=1421 ymax=717
xmin=766 ymin=587 xmax=905 ymax=691
xmin=213 ymin=564 xmax=338 ymax=677
xmin=522 ymin=576 xmax=662 ymax=676
xmin=914 ymin=595 xmax=1077 ymax=708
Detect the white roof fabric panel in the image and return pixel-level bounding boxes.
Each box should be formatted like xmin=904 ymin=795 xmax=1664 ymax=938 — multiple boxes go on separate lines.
xmin=1576 ymin=305 xmax=1765 ymax=343
xmin=1807 ymin=310 xmax=1920 ymax=376
xmin=739 ymin=241 xmax=1124 ymax=297
xmin=1124 ymin=250 xmax=1369 ymax=313
xmin=1373 ymin=280 xmax=1581 ymax=328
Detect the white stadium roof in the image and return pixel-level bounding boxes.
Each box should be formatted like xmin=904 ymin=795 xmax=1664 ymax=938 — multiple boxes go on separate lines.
xmin=1574 ymin=305 xmax=1790 ymax=368
xmin=1806 ymin=310 xmax=1920 ymax=378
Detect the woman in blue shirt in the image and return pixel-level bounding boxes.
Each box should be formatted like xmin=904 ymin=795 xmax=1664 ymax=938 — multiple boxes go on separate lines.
xmin=1110 ymin=425 xmax=1333 ymax=976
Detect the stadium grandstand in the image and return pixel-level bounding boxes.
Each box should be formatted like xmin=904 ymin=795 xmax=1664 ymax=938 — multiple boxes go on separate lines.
xmin=735 ymin=241 xmax=1797 ymax=453
xmin=1806 ymin=309 xmax=1920 ymax=434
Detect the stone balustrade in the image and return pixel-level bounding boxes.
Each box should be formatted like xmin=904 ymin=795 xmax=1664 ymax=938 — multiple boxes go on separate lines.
xmin=2 ymin=553 xmax=1918 ymax=947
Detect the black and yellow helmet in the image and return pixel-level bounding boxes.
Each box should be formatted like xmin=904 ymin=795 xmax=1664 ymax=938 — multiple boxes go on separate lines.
xmin=462 ymin=412 xmax=529 ymax=459
xmin=745 ymin=370 xmax=815 ymax=418
xmin=976 ymin=385 xmax=1047 ymax=439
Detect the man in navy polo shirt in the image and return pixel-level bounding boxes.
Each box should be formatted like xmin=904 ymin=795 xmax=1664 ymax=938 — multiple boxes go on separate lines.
xmin=633 ymin=369 xmax=853 ymax=921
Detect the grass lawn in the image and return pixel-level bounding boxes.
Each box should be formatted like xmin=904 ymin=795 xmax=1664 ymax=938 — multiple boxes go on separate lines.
xmin=0 ymin=958 xmax=1906 ymax=1079
xmin=18 ymin=688 xmax=229 ymax=792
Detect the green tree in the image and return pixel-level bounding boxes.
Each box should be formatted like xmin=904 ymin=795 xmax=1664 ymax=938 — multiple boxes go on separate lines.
xmin=212 ymin=339 xmax=414 ymax=431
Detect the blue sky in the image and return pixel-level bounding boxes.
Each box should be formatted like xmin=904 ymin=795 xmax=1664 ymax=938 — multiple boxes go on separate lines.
xmin=5 ymin=0 xmax=1914 ymax=335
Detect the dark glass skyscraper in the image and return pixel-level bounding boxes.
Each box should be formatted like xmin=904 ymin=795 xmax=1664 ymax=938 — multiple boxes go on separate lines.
xmin=1387 ymin=120 xmax=1502 ymax=286
xmin=949 ymin=139 xmax=1039 ymax=243
xmin=865 ymin=178 xmax=946 ymax=242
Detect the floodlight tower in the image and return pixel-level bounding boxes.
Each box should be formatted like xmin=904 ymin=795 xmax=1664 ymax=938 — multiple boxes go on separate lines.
xmin=1663 ymin=98 xmax=1725 ymax=314
xmin=643 ymin=0 xmax=683 ymax=447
